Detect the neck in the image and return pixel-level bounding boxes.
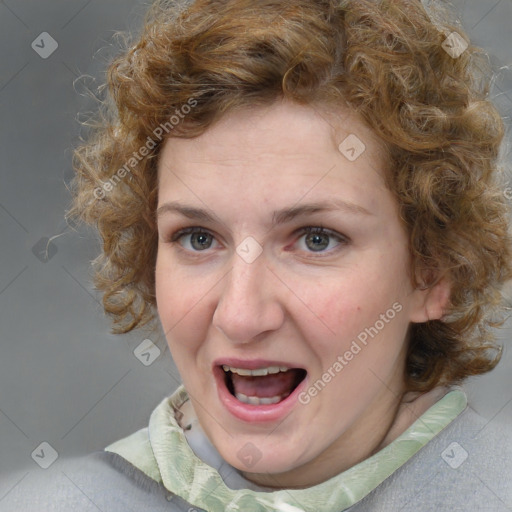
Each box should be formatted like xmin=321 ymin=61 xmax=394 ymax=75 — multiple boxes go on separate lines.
xmin=241 ymin=384 xmax=443 ymax=489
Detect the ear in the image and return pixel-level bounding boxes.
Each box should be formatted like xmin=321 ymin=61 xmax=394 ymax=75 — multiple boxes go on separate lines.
xmin=408 ymin=274 xmax=452 ymax=324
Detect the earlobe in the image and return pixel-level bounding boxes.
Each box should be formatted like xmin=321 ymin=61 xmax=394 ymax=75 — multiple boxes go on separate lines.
xmin=409 ymin=276 xmax=452 ymax=323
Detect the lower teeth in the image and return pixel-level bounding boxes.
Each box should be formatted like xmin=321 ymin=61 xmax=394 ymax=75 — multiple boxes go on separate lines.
xmin=235 ymin=392 xmax=290 ymax=405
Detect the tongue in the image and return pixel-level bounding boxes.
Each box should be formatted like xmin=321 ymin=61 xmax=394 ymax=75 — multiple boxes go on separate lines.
xmin=231 ymin=370 xmax=300 ymax=398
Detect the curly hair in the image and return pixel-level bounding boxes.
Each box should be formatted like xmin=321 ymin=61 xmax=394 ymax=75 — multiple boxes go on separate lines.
xmin=67 ymin=0 xmax=512 ymax=392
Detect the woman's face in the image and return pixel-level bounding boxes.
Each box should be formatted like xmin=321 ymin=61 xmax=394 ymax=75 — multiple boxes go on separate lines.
xmin=155 ymin=100 xmax=445 ymax=487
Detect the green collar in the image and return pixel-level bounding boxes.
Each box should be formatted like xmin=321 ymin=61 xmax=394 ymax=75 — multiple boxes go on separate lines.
xmin=105 ymin=385 xmax=467 ymax=512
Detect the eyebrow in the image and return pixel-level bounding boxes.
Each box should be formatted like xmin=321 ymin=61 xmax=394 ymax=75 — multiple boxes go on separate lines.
xmin=156 ymin=199 xmax=373 ymax=226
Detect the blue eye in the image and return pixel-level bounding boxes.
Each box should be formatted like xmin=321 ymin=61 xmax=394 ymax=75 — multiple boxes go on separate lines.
xmin=170 ymin=227 xmax=217 ymax=251
xmin=167 ymin=226 xmax=349 ymax=255
xmin=296 ymin=226 xmax=348 ymax=253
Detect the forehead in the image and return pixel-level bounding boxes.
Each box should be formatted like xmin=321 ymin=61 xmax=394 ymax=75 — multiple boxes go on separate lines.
xmin=156 ymin=100 xmax=391 ymax=214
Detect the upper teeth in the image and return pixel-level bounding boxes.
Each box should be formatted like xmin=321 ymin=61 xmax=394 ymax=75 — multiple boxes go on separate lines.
xmin=222 ymin=365 xmax=290 ymax=376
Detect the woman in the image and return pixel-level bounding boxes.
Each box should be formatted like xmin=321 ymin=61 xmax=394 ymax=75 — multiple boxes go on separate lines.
xmin=5 ymin=0 xmax=512 ymax=510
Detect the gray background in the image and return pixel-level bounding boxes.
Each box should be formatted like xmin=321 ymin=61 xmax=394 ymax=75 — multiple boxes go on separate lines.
xmin=0 ymin=0 xmax=511 ymax=491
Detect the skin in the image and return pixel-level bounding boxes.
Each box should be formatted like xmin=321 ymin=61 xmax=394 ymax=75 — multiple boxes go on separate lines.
xmin=154 ymin=99 xmax=450 ymax=489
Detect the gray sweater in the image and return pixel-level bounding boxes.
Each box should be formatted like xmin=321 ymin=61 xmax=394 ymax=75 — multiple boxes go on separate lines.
xmin=1 ymin=405 xmax=511 ymax=511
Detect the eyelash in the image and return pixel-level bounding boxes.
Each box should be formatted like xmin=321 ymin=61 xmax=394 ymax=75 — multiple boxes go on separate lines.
xmin=166 ymin=226 xmax=350 ymax=257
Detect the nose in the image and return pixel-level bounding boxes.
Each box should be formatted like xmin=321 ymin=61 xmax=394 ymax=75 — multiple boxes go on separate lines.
xmin=212 ymin=251 xmax=285 ymax=344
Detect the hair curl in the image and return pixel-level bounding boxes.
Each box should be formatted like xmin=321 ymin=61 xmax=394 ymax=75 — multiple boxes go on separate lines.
xmin=68 ymin=0 xmax=512 ymax=392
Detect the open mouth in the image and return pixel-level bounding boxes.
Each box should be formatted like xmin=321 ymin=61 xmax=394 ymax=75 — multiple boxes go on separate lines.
xmin=221 ymin=365 xmax=308 ymax=406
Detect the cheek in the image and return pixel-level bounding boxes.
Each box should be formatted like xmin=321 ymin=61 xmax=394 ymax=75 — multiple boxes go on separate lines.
xmin=306 ymin=286 xmax=408 ymax=394
xmin=155 ymin=263 xmax=213 ymax=350
xmin=297 ymin=269 xmax=408 ymax=353
xmin=291 ymin=280 xmax=366 ymax=359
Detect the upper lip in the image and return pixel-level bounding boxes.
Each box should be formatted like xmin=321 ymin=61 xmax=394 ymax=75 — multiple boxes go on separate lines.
xmin=213 ymin=357 xmax=306 ymax=370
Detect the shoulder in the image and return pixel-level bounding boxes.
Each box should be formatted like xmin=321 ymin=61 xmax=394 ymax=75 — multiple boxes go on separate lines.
xmin=352 ymin=405 xmax=512 ymax=511
xmin=0 ymin=451 xmax=191 ymax=511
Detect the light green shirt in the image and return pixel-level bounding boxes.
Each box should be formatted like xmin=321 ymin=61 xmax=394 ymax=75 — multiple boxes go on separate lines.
xmin=105 ymin=385 xmax=467 ymax=512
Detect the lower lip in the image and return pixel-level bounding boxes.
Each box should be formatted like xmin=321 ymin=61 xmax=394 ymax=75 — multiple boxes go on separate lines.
xmin=213 ymin=366 xmax=309 ymax=423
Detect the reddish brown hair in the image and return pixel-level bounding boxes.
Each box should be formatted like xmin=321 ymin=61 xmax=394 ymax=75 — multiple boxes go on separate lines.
xmin=68 ymin=0 xmax=512 ymax=392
